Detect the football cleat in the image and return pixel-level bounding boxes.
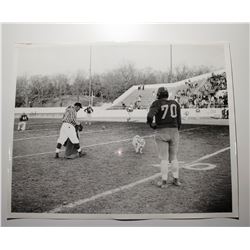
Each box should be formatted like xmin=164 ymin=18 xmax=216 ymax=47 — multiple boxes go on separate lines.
xmin=156 ymin=180 xmax=167 ymax=188
xmin=173 ymin=178 xmax=181 ymax=186
xmin=55 ymin=152 xmax=59 ymax=159
xmin=78 ymin=151 xmax=86 ymax=157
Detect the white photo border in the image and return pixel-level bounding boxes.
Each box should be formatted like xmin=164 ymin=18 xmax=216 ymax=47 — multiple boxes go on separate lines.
xmin=6 ymin=42 xmax=239 ymax=220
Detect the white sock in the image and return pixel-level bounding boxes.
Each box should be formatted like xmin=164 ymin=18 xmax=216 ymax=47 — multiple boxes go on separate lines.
xmin=77 ymin=148 xmax=82 ymax=153
xmin=171 ymin=160 xmax=179 ymax=179
xmin=56 ymin=148 xmax=60 ymax=153
xmin=160 ymin=160 xmax=169 ymax=181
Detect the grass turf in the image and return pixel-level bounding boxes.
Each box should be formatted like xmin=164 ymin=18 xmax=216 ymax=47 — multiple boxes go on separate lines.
xmin=11 ymin=119 xmax=232 ymax=215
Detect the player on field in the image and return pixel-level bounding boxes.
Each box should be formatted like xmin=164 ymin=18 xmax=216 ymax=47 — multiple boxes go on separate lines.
xmin=84 ymin=105 xmax=94 ymax=125
xmin=17 ymin=113 xmax=29 ymax=131
xmin=147 ymin=87 xmax=182 ymax=188
xmin=126 ymin=103 xmax=134 ymax=122
xmin=55 ymin=102 xmax=85 ymax=158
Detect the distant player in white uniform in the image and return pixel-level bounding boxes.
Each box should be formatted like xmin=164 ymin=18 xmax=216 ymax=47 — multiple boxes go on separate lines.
xmin=55 ymin=102 xmax=84 ymax=158
xmin=17 ymin=113 xmax=29 ymax=131
xmin=147 ymin=87 xmax=182 ymax=188
xmin=126 ymin=103 xmax=134 ymax=122
xmin=84 ymin=105 xmax=94 ymax=125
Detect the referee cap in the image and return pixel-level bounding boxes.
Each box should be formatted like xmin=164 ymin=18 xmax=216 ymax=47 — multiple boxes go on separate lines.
xmin=74 ymin=102 xmax=83 ymax=108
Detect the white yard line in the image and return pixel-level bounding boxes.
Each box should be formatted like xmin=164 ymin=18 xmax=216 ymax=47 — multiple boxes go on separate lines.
xmin=13 ymin=135 xmax=152 ymax=159
xmin=179 ymin=127 xmax=202 ymax=132
xmin=14 ymin=128 xmax=60 ymax=133
xmin=48 ymin=173 xmax=161 ymax=213
xmin=13 ymin=129 xmax=112 ymax=141
xmin=14 ymin=122 xmax=60 ymax=126
xmin=14 ymin=134 xmax=59 ymax=141
xmin=186 ymin=146 xmax=230 ymax=165
xmin=12 ymin=127 xmax=202 ymax=158
xmin=48 ymin=145 xmax=230 ymax=213
xmin=13 ymin=150 xmax=57 ymax=159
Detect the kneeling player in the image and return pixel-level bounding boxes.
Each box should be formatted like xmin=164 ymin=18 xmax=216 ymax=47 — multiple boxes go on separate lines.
xmin=147 ymin=87 xmax=182 ymax=188
xmin=17 ymin=113 xmax=29 ymax=131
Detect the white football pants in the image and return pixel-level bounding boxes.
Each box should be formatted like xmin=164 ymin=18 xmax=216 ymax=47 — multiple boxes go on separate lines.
xmin=18 ymin=121 xmax=26 ymax=131
xmin=57 ymin=123 xmax=79 ymax=145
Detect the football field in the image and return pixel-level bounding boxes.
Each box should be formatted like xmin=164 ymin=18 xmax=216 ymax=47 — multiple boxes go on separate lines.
xmin=11 ymin=119 xmax=232 ymax=215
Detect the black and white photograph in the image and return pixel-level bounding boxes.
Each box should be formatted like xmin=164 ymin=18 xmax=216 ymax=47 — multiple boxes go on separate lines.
xmin=9 ymin=42 xmax=238 ymax=219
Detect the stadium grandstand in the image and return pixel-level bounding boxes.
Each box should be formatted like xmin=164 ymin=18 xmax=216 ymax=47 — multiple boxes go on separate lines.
xmin=109 ymin=70 xmax=227 ymax=111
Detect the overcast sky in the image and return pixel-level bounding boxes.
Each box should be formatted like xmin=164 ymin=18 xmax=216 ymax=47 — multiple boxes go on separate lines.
xmin=17 ymin=43 xmax=225 ymax=76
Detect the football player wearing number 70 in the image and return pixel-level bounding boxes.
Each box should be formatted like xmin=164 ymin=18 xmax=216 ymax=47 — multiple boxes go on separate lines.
xmin=147 ymin=87 xmax=182 ymax=188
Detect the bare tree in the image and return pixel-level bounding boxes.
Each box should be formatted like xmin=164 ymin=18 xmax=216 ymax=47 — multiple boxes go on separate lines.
xmin=136 ymin=67 xmax=157 ymax=85
xmin=72 ymin=71 xmax=88 ymax=102
xmin=16 ymin=75 xmax=30 ymax=107
xmin=52 ymin=74 xmax=70 ymax=106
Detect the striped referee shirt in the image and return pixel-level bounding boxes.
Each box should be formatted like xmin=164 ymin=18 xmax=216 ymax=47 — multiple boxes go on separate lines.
xmin=62 ymin=106 xmax=79 ymax=126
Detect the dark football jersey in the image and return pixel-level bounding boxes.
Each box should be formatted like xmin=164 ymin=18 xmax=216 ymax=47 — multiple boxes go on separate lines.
xmin=84 ymin=107 xmax=94 ymax=114
xmin=19 ymin=114 xmax=28 ymax=122
xmin=147 ymin=99 xmax=181 ymax=129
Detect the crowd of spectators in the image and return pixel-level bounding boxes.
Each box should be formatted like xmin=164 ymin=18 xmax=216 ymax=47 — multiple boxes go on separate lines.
xmin=118 ymin=72 xmax=228 ymax=114
xmin=174 ymin=72 xmax=228 ymax=109
xmin=121 ymin=94 xmax=142 ymax=110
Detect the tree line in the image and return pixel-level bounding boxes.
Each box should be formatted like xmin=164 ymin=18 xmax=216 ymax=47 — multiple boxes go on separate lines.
xmin=15 ymin=64 xmax=214 ymax=107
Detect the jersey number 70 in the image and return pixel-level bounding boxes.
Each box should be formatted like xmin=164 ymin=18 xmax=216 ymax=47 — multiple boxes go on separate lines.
xmin=161 ymin=104 xmax=177 ymax=119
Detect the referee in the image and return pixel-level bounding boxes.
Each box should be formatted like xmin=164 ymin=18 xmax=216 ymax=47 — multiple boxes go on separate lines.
xmin=55 ymin=102 xmax=84 ymax=158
